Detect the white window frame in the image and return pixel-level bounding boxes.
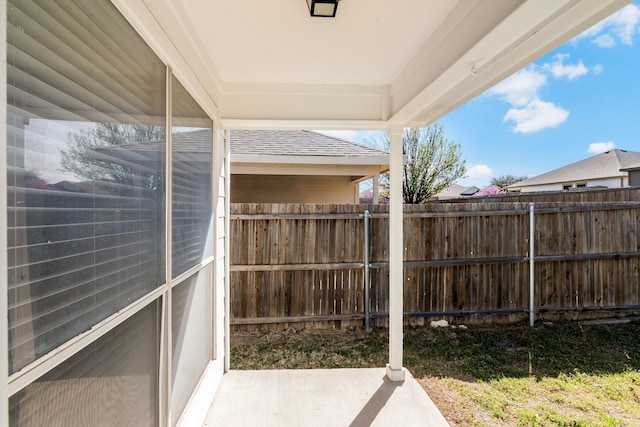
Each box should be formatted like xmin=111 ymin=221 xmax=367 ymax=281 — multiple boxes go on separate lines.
xmin=1 ymin=6 xmax=218 ymax=421
xmin=1 ymin=2 xmax=9 ymax=425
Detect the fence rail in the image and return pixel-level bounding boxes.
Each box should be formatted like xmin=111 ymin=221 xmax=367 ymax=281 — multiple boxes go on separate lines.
xmin=230 ymin=192 xmax=640 ymax=330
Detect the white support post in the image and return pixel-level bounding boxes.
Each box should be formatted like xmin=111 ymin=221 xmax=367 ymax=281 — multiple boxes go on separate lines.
xmin=224 ymin=129 xmax=231 ymax=373
xmin=386 ymin=125 xmax=405 ymax=382
xmin=372 ymin=175 xmax=380 ymax=205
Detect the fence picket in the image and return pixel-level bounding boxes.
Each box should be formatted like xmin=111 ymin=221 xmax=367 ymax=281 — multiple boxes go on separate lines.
xmin=230 ymin=190 xmax=640 ymax=330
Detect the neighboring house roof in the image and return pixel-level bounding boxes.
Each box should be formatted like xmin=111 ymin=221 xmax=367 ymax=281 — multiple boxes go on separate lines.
xmin=619 ymin=162 xmax=640 ymax=172
xmin=229 ymin=130 xmax=389 ymax=181
xmin=99 ymin=130 xmax=211 ymax=156
xmin=99 ymin=128 xmax=389 ymax=171
xmin=230 ymin=130 xmax=386 ymax=158
xmin=508 ymin=149 xmax=640 ymax=189
xmin=430 ymin=184 xmax=479 ymax=200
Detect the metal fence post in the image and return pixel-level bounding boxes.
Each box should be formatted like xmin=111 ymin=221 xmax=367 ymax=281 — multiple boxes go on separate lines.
xmin=529 ymin=202 xmax=535 ymax=327
xmin=364 ymin=210 xmax=371 ymax=331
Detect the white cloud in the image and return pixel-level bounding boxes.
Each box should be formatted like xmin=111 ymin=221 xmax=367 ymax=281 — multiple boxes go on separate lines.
xmin=588 ymin=141 xmax=616 ymax=154
xmin=487 ymin=68 xmax=546 ymax=106
xmin=578 ymin=4 xmax=640 ymax=47
xmin=503 ymin=99 xmax=569 ymax=134
xmin=487 ymin=53 xmax=597 ymax=133
xmin=467 ymin=164 xmax=493 ymax=178
xmin=543 ymin=54 xmax=589 ymax=80
xmin=611 ymin=4 xmax=640 ymax=45
xmin=593 ymin=34 xmax=616 ymax=48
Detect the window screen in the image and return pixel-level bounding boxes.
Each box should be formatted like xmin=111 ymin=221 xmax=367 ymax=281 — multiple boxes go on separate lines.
xmin=171 ymin=77 xmax=213 ymax=278
xmin=9 ymin=301 xmax=160 ymax=427
xmin=171 ymin=265 xmax=213 ymax=422
xmin=7 ymin=0 xmax=166 ymax=374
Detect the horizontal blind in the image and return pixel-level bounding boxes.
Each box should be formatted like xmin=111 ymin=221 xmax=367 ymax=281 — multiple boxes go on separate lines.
xmin=171 ymin=77 xmax=213 ymax=279
xmin=7 ymin=0 xmax=166 ymax=374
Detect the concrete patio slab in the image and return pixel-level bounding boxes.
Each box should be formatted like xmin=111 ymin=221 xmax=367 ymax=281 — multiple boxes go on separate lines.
xmin=203 ymin=368 xmax=450 ymax=427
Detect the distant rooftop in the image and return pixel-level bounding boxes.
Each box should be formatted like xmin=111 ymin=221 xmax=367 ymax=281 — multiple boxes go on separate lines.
xmin=229 ymin=130 xmax=388 ymax=157
xmin=430 ymin=184 xmax=479 ymax=200
xmin=509 ymin=149 xmax=640 ymax=188
xmin=108 ymin=129 xmax=389 ymax=160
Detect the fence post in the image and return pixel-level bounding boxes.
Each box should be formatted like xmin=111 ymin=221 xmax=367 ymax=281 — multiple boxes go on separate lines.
xmin=529 ymin=202 xmax=535 ymax=327
xmin=363 ymin=210 xmax=371 ymax=331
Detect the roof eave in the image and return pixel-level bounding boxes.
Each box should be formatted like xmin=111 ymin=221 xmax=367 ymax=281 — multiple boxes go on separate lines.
xmin=231 ymin=154 xmax=390 ymax=166
xmin=114 ymin=0 xmax=631 ymax=128
xmin=231 ymin=162 xmax=388 ymax=177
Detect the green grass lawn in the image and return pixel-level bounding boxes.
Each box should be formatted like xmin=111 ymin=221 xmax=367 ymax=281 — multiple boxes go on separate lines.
xmin=231 ymin=318 xmax=640 ymax=426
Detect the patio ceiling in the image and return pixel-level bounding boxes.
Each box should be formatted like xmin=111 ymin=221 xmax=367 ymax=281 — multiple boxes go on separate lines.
xmin=116 ymin=0 xmax=631 ymax=128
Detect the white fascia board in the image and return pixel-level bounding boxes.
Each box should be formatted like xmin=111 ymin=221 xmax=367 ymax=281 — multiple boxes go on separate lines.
xmin=231 ymin=154 xmax=390 ymax=166
xmin=220 ymin=84 xmax=389 ymax=122
xmin=221 ymin=119 xmax=388 ymax=131
xmin=390 ymin=0 xmax=631 ymax=125
xmin=231 ymin=162 xmax=386 ymax=177
xmin=389 ymin=0 xmax=517 ymax=119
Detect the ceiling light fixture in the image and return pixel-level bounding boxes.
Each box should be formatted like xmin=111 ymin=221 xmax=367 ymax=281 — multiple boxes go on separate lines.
xmin=307 ymin=0 xmax=339 ymax=18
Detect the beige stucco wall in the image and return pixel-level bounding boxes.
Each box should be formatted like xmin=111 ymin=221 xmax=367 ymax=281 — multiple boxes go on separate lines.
xmin=231 ymin=174 xmax=359 ymax=203
xmin=517 ymin=176 xmax=627 ymax=192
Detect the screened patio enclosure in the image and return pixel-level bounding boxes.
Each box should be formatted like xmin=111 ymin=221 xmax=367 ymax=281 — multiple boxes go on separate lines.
xmin=1 ymin=0 xmax=632 ymax=426
xmin=4 ymin=1 xmax=223 ymax=425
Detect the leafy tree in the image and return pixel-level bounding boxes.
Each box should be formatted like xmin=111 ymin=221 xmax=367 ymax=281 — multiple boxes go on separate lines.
xmin=378 ymin=124 xmax=466 ymax=204
xmin=60 ymin=123 xmax=165 ymax=192
xmin=490 ymin=174 xmax=528 ymax=189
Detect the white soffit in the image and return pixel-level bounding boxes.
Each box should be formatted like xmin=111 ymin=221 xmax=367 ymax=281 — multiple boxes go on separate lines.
xmin=232 ymin=162 xmax=387 ymax=177
xmin=231 ymin=154 xmax=390 ymax=166
xmin=127 ymin=0 xmax=631 ymax=127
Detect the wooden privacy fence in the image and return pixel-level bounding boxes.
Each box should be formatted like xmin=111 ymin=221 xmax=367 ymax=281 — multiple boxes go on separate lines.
xmin=230 ymin=201 xmax=640 ymax=331
xmin=463 ymin=187 xmax=640 ymax=204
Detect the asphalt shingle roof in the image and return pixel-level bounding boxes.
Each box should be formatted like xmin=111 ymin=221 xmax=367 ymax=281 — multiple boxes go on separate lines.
xmin=432 ymin=184 xmax=479 ymax=199
xmin=103 ymin=129 xmax=389 ymax=160
xmin=509 ymin=149 xmax=640 ymax=188
xmin=229 ymin=130 xmax=388 ymax=157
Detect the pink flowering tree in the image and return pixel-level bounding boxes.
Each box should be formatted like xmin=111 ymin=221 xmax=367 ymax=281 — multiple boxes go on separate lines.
xmin=474 ymin=186 xmax=505 ymax=197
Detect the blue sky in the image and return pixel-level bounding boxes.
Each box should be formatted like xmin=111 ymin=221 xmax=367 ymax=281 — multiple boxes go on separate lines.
xmin=321 ymin=2 xmax=640 ymax=189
